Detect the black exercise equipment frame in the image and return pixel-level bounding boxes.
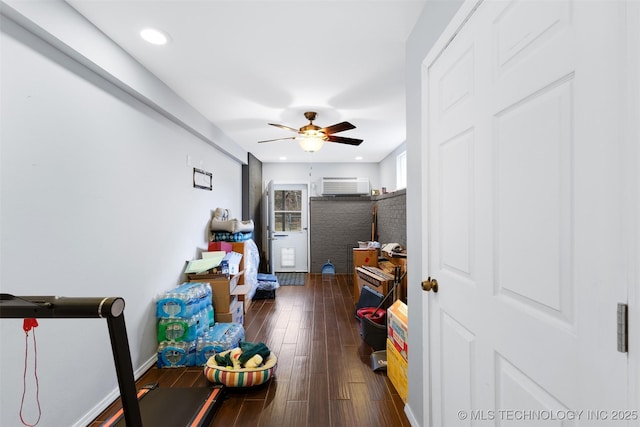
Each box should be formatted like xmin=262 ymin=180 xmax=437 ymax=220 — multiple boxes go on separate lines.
xmin=0 ymin=294 xmax=143 ymax=426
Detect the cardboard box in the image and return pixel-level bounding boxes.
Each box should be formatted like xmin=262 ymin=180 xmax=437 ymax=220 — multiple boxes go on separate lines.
xmin=214 ymin=296 xmax=243 ymax=325
xmin=208 ymin=241 xmax=232 ymax=253
xmin=231 ymin=242 xmax=248 ymax=284
xmin=353 ymin=248 xmax=379 ymax=303
xmin=190 ymin=273 xmax=241 ymax=314
xmin=387 ymin=338 xmax=408 ymax=402
xmin=387 ymin=299 xmax=408 ymax=360
xmin=186 ymin=270 xmax=225 ymax=279
xmin=221 ymin=251 xmax=242 ymax=275
xmin=356 ymin=266 xmax=393 ymax=304
xmin=377 ymin=260 xmax=397 ymax=273
xmin=231 ymin=284 xmax=252 ymax=313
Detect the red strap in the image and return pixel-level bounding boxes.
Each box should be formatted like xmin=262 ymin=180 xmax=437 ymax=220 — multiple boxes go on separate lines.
xmin=23 ymin=318 xmax=38 ymax=334
xmin=20 ymin=319 xmax=41 ymax=426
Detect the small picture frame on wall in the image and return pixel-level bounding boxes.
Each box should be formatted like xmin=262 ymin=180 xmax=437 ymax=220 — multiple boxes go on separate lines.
xmin=193 ymin=167 xmax=212 ymax=190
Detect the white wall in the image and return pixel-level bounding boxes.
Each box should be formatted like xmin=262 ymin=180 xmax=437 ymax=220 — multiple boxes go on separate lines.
xmin=262 ymin=162 xmax=380 ymax=197
xmin=405 ymin=0 xmax=464 ymax=425
xmin=2 ymin=0 xmax=246 ymax=164
xmin=379 ymin=141 xmax=406 ymax=192
xmin=0 ymin=9 xmax=243 ymax=427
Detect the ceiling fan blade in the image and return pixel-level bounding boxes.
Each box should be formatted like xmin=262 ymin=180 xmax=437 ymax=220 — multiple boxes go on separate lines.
xmin=268 ymin=123 xmax=300 ymax=133
xmin=320 ymin=121 xmax=356 ymax=135
xmin=327 ymin=135 xmax=363 ymax=146
xmin=258 ymin=136 xmax=298 ymax=143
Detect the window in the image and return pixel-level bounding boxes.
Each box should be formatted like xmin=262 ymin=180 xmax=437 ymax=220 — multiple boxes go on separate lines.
xmin=274 ymin=190 xmax=302 ymax=232
xmin=396 ymin=150 xmax=407 ymax=189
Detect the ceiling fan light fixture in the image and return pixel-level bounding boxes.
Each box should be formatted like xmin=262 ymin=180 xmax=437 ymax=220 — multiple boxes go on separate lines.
xmin=297 ymin=136 xmax=325 ymax=152
xmin=258 ymin=111 xmax=362 ymax=151
xmin=301 ymin=127 xmax=324 ymax=137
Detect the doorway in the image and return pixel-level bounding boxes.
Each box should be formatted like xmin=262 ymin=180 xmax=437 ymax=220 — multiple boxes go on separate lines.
xmin=418 ymin=1 xmax=636 ymax=424
xmin=266 ymin=181 xmax=309 ymax=273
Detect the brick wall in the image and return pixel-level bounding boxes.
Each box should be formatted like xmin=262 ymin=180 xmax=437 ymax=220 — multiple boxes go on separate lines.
xmin=310 ymin=196 xmax=374 ymax=273
xmin=374 ymin=189 xmax=407 ymax=248
xmin=242 ymin=153 xmax=264 ymax=268
xmin=309 ymin=189 xmax=406 ymax=273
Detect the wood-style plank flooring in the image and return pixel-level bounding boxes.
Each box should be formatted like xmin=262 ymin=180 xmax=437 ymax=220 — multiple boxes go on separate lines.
xmin=89 ymin=274 xmax=409 ymax=427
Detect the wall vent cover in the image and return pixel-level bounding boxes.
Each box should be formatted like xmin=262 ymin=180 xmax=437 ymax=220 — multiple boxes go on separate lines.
xmin=321 ymin=177 xmax=370 ymax=196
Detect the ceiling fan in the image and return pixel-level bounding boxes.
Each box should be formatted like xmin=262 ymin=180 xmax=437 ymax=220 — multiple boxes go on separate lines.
xmin=258 ymin=111 xmax=363 ymax=152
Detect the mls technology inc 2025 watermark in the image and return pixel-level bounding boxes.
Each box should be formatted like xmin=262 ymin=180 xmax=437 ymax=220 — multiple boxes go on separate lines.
xmin=456 ymin=409 xmax=638 ymax=422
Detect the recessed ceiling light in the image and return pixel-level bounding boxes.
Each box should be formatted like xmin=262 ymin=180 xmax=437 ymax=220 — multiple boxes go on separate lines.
xmin=279 ymin=156 xmax=287 ymax=161
xmin=355 ymin=156 xmax=363 ymax=160
xmin=140 ymin=28 xmax=170 ymax=45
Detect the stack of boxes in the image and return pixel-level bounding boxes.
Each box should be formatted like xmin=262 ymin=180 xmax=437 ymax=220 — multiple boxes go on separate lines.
xmin=154 ymin=235 xmax=256 ymax=368
xmin=187 ymin=241 xmax=252 ymax=322
xmin=386 ymin=300 xmax=408 ymax=402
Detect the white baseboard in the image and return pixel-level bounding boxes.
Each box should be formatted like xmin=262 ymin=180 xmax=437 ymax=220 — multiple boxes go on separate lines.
xmin=405 ymin=403 xmax=420 ymax=427
xmin=72 ymin=355 xmax=157 ymax=427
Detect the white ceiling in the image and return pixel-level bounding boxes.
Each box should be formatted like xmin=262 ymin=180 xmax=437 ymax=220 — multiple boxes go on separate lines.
xmin=66 ymin=0 xmax=427 ymax=163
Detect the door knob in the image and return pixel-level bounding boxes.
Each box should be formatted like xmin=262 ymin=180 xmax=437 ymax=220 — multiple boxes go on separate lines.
xmin=421 ymin=277 xmax=438 ymax=293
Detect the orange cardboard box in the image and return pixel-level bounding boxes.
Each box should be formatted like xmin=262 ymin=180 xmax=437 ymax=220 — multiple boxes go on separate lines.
xmin=387 ymin=299 xmax=408 ymax=360
xmin=387 ymin=338 xmax=408 ymax=402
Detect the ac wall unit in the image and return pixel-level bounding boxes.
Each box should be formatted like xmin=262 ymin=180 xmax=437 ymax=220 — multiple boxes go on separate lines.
xmin=321 ymin=177 xmax=370 ymax=196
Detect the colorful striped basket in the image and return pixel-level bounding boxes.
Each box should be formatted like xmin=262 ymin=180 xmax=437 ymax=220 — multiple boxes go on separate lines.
xmin=204 ymin=352 xmax=277 ymax=387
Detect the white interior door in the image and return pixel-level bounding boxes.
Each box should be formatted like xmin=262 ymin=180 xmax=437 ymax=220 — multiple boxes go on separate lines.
xmin=422 ymin=1 xmax=633 ymax=425
xmin=267 ymin=182 xmax=309 ymax=273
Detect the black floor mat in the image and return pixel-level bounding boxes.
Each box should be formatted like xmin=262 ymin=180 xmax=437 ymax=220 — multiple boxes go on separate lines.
xmin=275 ymin=273 xmax=306 ymax=286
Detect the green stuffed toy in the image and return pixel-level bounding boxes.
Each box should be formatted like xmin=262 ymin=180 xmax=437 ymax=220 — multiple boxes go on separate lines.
xmin=212 ymin=342 xmax=271 ymax=370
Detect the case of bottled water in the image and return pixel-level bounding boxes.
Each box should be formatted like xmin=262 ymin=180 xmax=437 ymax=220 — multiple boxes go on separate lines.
xmin=155 ymin=282 xmax=216 ymax=367
xmin=195 ymin=322 xmax=245 ymax=366
xmin=157 ymin=340 xmax=196 ymax=368
xmin=156 ymin=282 xmax=212 ymax=318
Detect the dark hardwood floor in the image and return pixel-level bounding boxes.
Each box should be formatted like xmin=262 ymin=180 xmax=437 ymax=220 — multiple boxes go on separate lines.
xmin=89 ymin=274 xmax=410 ymax=427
